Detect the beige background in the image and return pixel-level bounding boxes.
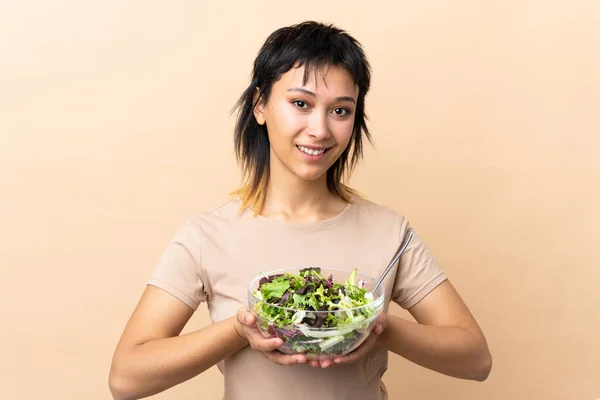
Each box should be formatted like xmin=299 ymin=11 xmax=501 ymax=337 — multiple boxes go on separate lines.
xmin=1 ymin=1 xmax=599 ymax=399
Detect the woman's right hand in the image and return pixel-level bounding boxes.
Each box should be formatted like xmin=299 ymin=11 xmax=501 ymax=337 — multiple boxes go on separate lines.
xmin=234 ymin=307 xmax=307 ymax=366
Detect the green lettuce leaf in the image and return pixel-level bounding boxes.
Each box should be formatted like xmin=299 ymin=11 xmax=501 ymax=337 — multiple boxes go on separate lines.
xmin=261 ymin=280 xmax=290 ymax=301
xmin=344 ymin=268 xmax=358 ymax=287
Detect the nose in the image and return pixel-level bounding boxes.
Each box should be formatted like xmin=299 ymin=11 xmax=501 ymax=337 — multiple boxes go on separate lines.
xmin=307 ymin=112 xmax=331 ymax=140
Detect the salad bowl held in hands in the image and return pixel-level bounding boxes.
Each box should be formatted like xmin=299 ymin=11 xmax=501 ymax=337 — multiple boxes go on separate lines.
xmin=247 ymin=267 xmax=385 ymax=360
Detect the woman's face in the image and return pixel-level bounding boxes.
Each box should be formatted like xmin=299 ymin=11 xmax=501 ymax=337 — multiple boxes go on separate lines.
xmin=254 ymin=64 xmax=358 ymax=183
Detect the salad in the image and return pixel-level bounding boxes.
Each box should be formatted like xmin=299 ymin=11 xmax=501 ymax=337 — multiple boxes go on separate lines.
xmin=252 ymin=267 xmax=381 ymax=355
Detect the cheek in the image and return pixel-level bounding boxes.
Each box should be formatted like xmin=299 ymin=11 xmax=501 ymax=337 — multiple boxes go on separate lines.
xmin=331 ymin=120 xmax=355 ymax=146
xmin=268 ymin=105 xmax=303 ymax=139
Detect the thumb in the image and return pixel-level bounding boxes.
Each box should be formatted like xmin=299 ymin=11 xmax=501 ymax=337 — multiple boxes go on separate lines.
xmin=376 ymin=313 xmax=388 ymax=333
xmin=237 ymin=307 xmax=255 ymax=326
xmin=249 ymin=331 xmax=284 ymax=352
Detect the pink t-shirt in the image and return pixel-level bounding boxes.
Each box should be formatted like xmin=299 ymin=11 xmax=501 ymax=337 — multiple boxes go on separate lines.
xmin=148 ymin=197 xmax=447 ymax=400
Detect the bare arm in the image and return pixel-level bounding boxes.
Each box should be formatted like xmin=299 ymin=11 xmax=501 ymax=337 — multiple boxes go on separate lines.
xmin=109 ymin=285 xmax=304 ymax=400
xmin=108 ymin=285 xmax=247 ymax=400
xmin=381 ymin=280 xmax=492 ymax=381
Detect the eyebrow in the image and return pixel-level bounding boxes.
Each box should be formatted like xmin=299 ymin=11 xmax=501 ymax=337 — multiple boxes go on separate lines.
xmin=286 ymin=88 xmax=356 ymax=104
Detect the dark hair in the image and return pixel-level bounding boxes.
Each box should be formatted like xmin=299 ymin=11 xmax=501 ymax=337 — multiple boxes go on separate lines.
xmin=232 ymin=21 xmax=372 ymax=213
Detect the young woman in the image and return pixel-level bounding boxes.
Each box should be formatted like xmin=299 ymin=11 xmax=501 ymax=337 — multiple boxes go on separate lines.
xmin=109 ymin=21 xmax=492 ymax=400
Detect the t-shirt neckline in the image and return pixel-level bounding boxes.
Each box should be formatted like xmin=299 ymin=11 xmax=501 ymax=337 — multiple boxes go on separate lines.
xmin=241 ymin=199 xmax=354 ymax=231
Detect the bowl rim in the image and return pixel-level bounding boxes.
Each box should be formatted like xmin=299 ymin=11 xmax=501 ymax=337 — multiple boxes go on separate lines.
xmin=247 ymin=266 xmax=386 ymax=313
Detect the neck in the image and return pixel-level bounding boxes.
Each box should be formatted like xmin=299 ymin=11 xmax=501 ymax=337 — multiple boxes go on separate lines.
xmin=260 ymin=157 xmax=346 ymax=222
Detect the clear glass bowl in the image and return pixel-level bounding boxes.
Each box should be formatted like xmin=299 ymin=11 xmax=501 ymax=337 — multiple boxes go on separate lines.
xmin=247 ymin=267 xmax=385 ymax=360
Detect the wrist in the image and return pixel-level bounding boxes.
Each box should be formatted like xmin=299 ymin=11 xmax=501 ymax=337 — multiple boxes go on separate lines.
xmin=232 ymin=316 xmax=248 ymax=344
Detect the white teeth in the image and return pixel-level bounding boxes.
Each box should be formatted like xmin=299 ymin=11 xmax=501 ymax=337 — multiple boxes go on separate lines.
xmin=298 ymin=145 xmax=326 ymax=156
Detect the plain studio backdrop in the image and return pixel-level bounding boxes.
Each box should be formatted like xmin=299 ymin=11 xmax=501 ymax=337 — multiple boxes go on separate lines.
xmin=1 ymin=1 xmax=599 ymax=399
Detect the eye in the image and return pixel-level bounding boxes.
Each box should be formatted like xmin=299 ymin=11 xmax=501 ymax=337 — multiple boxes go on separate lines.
xmin=293 ymin=100 xmax=309 ymax=109
xmin=333 ymin=107 xmax=350 ymax=116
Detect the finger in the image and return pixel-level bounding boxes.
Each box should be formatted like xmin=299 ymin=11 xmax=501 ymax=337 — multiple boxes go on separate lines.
xmin=373 ymin=323 xmax=384 ymax=335
xmin=242 ymin=312 xmax=255 ymax=326
xmin=318 ymin=359 xmax=334 ymax=368
xmin=374 ymin=315 xmax=387 ymax=335
xmin=334 ymin=334 xmax=376 ymax=365
xmin=334 ymin=344 xmax=368 ymax=365
xmin=332 ymin=355 xmax=350 ymax=365
xmin=263 ymin=351 xmax=307 ymax=365
xmin=378 ymin=313 xmax=388 ymax=329
xmin=236 ymin=307 xmax=254 ymax=325
xmin=249 ymin=333 xmax=284 ymax=352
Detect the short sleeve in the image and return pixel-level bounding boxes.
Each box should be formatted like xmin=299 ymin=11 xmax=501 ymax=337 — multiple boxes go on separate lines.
xmin=391 ymin=221 xmax=447 ymax=309
xmin=147 ymin=219 xmax=209 ymax=310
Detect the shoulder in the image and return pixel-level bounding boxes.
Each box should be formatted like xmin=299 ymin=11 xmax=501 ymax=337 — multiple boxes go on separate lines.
xmin=349 ymin=196 xmax=407 ymax=224
xmin=183 ymin=197 xmax=244 ymax=230
xmin=173 ymin=197 xmax=257 ymax=244
xmin=193 ymin=197 xmax=242 ymax=220
xmin=344 ymin=196 xmax=409 ymax=241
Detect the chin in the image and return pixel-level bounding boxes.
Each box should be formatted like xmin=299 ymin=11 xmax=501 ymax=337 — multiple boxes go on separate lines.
xmin=293 ymin=168 xmax=328 ymax=182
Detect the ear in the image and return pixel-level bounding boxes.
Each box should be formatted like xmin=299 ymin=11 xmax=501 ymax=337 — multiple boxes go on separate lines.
xmin=253 ymin=87 xmax=266 ymax=126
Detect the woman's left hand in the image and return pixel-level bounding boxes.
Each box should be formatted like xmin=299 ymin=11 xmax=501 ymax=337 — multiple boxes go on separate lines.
xmin=309 ymin=312 xmax=388 ymax=368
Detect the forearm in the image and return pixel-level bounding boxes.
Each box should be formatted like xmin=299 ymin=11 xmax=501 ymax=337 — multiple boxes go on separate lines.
xmin=381 ymin=314 xmax=492 ymax=381
xmin=109 ymin=316 xmax=247 ymax=400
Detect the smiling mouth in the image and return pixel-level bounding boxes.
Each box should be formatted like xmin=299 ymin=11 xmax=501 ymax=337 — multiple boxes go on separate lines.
xmin=297 ymin=145 xmax=331 ymax=156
